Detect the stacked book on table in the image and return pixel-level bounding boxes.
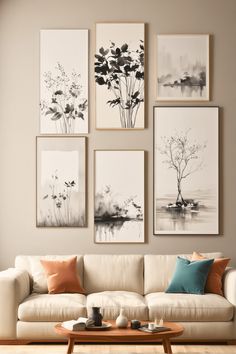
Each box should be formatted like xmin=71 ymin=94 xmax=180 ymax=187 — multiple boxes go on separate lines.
xmin=62 ymin=317 xmax=94 ymax=331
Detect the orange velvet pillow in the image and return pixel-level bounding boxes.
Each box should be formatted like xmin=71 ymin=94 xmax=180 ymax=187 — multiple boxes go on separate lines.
xmin=40 ymin=256 xmax=85 ymax=294
xmin=191 ymin=252 xmax=230 ymax=296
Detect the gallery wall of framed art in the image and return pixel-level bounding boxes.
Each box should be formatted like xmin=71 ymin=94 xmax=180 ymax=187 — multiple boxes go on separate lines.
xmin=37 ymin=24 xmax=219 ymax=240
xmin=4 ymin=0 xmax=236 ymax=270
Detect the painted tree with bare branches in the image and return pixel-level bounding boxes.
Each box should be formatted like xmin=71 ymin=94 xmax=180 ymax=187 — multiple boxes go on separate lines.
xmin=159 ymin=130 xmax=206 ymax=205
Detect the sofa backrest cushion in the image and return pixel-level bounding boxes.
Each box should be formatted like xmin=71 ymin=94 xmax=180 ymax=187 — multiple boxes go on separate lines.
xmin=15 ymin=255 xmax=84 ymax=293
xmin=144 ymin=252 xmax=223 ymax=294
xmin=84 ymin=255 xmax=143 ymax=294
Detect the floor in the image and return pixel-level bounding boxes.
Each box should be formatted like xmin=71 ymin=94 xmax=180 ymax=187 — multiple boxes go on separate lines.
xmin=0 ymin=344 xmax=235 ymax=354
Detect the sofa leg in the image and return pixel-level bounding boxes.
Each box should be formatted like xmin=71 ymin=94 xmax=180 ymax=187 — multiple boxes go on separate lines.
xmin=227 ymin=340 xmax=236 ymax=345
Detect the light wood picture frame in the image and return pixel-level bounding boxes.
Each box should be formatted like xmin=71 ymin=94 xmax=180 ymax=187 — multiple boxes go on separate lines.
xmin=95 ymin=23 xmax=145 ymax=130
xmin=94 ymin=150 xmax=145 ymax=243
xmin=156 ymin=34 xmax=210 ymax=101
xmin=40 ymin=30 xmax=89 ymax=134
xmin=36 ymin=136 xmax=87 ymax=227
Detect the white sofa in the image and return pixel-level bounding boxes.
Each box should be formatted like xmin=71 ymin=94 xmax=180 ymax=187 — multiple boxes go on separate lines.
xmin=0 ymin=253 xmax=235 ymax=342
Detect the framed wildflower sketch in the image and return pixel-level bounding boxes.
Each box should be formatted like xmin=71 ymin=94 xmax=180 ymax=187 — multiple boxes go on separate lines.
xmin=95 ymin=23 xmax=145 ymax=129
xmin=94 ymin=150 xmax=145 ymax=243
xmin=36 ymin=137 xmax=86 ymax=227
xmin=153 ymin=106 xmax=219 ymax=235
xmin=156 ymin=34 xmax=209 ymax=101
xmin=40 ymin=30 xmax=88 ymax=134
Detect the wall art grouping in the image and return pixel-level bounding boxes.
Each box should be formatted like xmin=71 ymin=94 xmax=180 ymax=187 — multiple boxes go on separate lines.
xmin=95 ymin=23 xmax=145 ymax=129
xmin=37 ymin=25 xmax=219 ymax=238
xmin=40 ymin=30 xmax=88 ymax=134
xmin=156 ymin=34 xmax=209 ymax=101
xmin=153 ymin=106 xmax=219 ymax=235
xmin=94 ymin=150 xmax=145 ymax=243
xmin=37 ymin=137 xmax=86 ymax=227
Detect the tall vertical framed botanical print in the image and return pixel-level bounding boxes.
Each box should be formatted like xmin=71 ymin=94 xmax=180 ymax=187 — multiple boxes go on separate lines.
xmin=95 ymin=23 xmax=145 ymax=129
xmin=154 ymin=106 xmax=219 ymax=235
xmin=37 ymin=137 xmax=87 ymax=227
xmin=94 ymin=150 xmax=145 ymax=243
xmin=156 ymin=34 xmax=210 ymax=101
xmin=40 ymin=30 xmax=88 ymax=134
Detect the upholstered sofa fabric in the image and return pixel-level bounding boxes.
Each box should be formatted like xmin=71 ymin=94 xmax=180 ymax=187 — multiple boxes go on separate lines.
xmin=0 ymin=253 xmax=234 ymax=342
xmin=84 ymin=255 xmax=144 ymax=294
xmin=0 ymin=268 xmax=30 ymax=339
xmin=15 ymin=255 xmax=84 ymax=294
xmin=146 ymin=292 xmax=234 ymax=322
xmin=16 ymin=320 xmax=236 ymax=341
xmin=18 ymin=293 xmax=87 ymax=321
xmin=144 ymin=253 xmax=223 ymax=294
xmin=86 ymin=291 xmax=148 ymax=320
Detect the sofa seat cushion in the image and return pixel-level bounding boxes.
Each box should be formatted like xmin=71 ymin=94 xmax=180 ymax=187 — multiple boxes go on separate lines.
xmin=18 ymin=293 xmax=87 ymax=321
xmin=87 ymin=291 xmax=148 ymax=320
xmin=146 ymin=292 xmax=234 ymax=322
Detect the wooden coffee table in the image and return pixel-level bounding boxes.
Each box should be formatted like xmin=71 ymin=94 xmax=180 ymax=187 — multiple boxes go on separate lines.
xmin=55 ymin=321 xmax=184 ymax=354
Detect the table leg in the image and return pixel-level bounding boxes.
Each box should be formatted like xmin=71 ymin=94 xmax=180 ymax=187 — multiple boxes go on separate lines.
xmin=67 ymin=337 xmax=75 ymax=354
xmin=162 ymin=338 xmax=172 ymax=354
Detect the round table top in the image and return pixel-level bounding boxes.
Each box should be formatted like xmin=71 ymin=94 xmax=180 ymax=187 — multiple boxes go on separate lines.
xmin=55 ymin=321 xmax=184 ymax=343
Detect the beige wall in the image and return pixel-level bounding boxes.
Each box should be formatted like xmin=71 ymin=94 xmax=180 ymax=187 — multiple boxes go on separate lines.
xmin=0 ymin=0 xmax=236 ymax=269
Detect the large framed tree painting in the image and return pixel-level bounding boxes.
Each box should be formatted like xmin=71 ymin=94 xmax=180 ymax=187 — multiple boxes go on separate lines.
xmin=94 ymin=150 xmax=145 ymax=243
xmin=37 ymin=137 xmax=86 ymax=227
xmin=156 ymin=34 xmax=209 ymax=101
xmin=154 ymin=106 xmax=219 ymax=235
xmin=40 ymin=30 xmax=88 ymax=134
xmin=95 ymin=23 xmax=145 ymax=129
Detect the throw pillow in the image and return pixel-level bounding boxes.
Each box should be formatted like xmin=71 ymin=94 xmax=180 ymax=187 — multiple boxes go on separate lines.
xmin=40 ymin=256 xmax=85 ymax=294
xmin=166 ymin=256 xmax=214 ymax=295
xmin=191 ymin=251 xmax=230 ymax=296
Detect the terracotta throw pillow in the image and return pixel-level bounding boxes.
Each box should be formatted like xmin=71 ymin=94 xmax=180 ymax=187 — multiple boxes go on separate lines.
xmin=191 ymin=252 xmax=230 ymax=296
xmin=40 ymin=256 xmax=85 ymax=294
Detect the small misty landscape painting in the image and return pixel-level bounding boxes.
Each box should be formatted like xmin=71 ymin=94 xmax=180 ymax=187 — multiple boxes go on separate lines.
xmin=156 ymin=35 xmax=209 ymax=101
xmin=37 ymin=137 xmax=86 ymax=227
xmin=94 ymin=150 xmax=144 ymax=243
xmin=154 ymin=107 xmax=219 ymax=234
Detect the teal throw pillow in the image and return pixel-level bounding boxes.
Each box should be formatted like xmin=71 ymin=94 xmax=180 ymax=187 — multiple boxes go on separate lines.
xmin=166 ymin=256 xmax=214 ymax=295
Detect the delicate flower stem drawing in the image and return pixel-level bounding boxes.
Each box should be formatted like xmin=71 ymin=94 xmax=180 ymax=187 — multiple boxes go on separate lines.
xmin=95 ymin=41 xmax=144 ymax=128
xmin=40 ymin=63 xmax=87 ymax=134
xmin=41 ymin=170 xmax=77 ymax=226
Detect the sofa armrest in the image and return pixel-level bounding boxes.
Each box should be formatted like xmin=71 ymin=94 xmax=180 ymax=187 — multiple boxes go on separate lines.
xmin=0 ymin=268 xmax=30 ymax=339
xmin=224 ymin=268 xmax=236 ymax=307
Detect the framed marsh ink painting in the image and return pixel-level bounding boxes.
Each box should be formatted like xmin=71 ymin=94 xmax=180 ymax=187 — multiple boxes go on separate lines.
xmin=154 ymin=106 xmax=219 ymax=235
xmin=95 ymin=23 xmax=145 ymax=129
xmin=156 ymin=34 xmax=210 ymax=101
xmin=94 ymin=150 xmax=145 ymax=243
xmin=37 ymin=137 xmax=86 ymax=227
xmin=40 ymin=30 xmax=88 ymax=134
